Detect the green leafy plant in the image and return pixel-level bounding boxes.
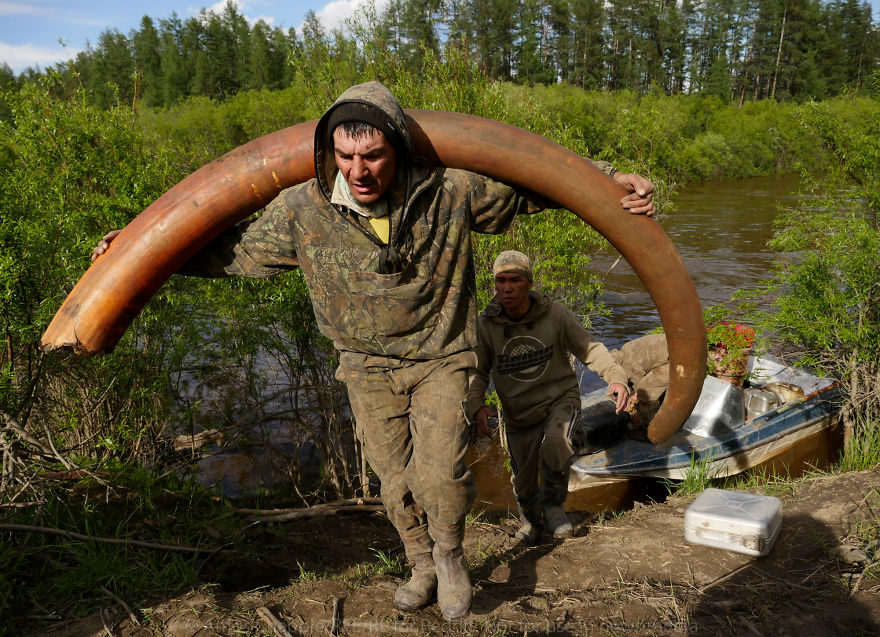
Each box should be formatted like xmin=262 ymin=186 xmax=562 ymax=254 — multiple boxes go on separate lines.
xmin=664 ymin=451 xmax=724 ymax=496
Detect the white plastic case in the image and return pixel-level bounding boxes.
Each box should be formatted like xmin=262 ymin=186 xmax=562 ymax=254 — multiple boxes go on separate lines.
xmin=684 ymin=488 xmax=783 ymax=557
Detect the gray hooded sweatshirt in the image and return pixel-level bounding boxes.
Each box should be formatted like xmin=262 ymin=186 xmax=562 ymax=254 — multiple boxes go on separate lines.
xmin=467 ymin=291 xmax=628 ymax=430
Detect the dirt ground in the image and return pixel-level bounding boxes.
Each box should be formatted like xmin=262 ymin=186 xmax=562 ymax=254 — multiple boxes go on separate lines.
xmin=46 ymin=468 xmax=880 ymax=636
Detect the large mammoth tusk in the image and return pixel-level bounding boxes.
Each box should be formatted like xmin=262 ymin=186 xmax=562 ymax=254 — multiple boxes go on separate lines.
xmin=41 ymin=110 xmax=705 ymax=442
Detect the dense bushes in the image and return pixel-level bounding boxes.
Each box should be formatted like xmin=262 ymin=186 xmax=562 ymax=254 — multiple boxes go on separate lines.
xmin=750 ymin=86 xmax=880 ymax=470
xmin=0 ymin=77 xmax=188 ymax=463
xmin=520 ymin=84 xmax=844 ymax=183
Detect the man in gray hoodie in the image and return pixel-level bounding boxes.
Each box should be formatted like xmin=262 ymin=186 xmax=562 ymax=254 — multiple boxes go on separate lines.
xmin=467 ymin=251 xmax=633 ymax=543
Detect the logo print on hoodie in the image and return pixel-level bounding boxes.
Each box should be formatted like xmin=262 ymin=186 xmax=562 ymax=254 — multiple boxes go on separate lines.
xmin=496 ymin=335 xmax=553 ymax=381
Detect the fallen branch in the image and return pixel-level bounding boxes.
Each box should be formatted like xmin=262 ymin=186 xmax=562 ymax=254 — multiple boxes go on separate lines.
xmin=238 ymin=497 xmax=385 ymax=523
xmin=99 ymin=585 xmax=140 ymax=627
xmin=330 ymin=597 xmax=341 ymax=636
xmin=1 ymin=410 xmax=56 ymax=460
xmin=0 ymin=523 xmax=220 ymax=554
xmin=236 ymin=497 xmax=383 ymax=516
xmin=697 ymin=563 xmax=752 ymax=594
xmin=253 ymin=505 xmax=385 ymax=523
xmin=256 ymin=606 xmax=296 ymax=637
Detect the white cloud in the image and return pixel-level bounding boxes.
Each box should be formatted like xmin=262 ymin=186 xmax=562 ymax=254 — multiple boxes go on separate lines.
xmin=250 ymin=14 xmax=276 ymax=26
xmin=193 ymin=0 xmax=275 ymax=27
xmin=0 ymin=1 xmax=41 ymax=17
xmin=0 ymin=1 xmax=106 ymax=25
xmin=0 ymin=41 xmax=80 ymax=71
xmin=313 ymin=0 xmax=389 ymax=32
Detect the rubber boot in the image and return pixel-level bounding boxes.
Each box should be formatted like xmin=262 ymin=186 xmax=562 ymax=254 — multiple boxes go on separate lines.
xmin=394 ymin=551 xmax=437 ymax=611
xmin=429 ymin=520 xmax=472 ymax=621
xmin=514 ymin=495 xmax=544 ymax=545
xmin=432 ymin=543 xmax=471 ymax=621
xmin=542 ymin=464 xmax=573 ymax=539
xmin=544 ymin=505 xmax=573 ymax=539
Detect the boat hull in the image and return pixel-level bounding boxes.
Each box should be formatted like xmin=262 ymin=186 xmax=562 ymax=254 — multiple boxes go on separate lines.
xmin=570 ymin=356 xmax=842 ymax=486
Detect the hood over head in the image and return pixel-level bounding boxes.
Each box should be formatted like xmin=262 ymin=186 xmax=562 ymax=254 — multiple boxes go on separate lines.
xmin=314 ymin=82 xmax=415 ymax=200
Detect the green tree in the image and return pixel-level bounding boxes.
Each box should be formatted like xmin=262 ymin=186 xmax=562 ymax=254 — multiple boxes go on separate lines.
xmin=569 ymin=0 xmax=604 ymax=89
xmin=605 ymin=0 xmax=638 ymax=90
xmin=473 ymin=0 xmax=518 ymax=79
xmin=89 ymin=29 xmax=136 ymax=108
xmin=190 ymin=2 xmax=250 ymax=99
xmin=247 ymin=20 xmax=278 ymax=90
xmin=0 ymin=63 xmax=17 ymax=121
xmin=516 ymin=0 xmax=555 ymax=84
xmin=132 ymin=16 xmax=163 ymax=107
xmin=704 ymin=53 xmax=732 ymax=100
xmin=158 ymin=13 xmax=190 ymax=105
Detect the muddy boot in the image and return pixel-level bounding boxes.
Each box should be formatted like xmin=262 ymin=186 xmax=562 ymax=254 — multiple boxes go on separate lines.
xmin=544 ymin=505 xmax=573 ymax=539
xmin=394 ymin=551 xmax=437 ymax=611
xmin=432 ymin=543 xmax=471 ymax=621
xmin=514 ymin=495 xmax=544 ymax=545
xmin=542 ymin=465 xmax=572 ymax=539
xmin=429 ymin=520 xmax=471 ymax=621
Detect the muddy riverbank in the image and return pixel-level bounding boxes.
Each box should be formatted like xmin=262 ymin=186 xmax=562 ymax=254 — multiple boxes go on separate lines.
xmin=48 ymin=468 xmax=880 ymax=636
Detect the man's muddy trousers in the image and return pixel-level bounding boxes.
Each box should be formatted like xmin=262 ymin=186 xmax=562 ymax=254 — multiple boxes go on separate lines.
xmin=337 ymin=350 xmax=477 ymax=554
xmin=503 ymin=399 xmax=579 ymax=522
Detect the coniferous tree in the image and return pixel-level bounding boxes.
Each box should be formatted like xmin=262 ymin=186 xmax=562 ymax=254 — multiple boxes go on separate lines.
xmin=132 ymin=16 xmax=162 ymax=107
xmin=158 ymin=13 xmax=190 ymax=105
xmin=247 ymin=21 xmax=279 ymax=91
xmin=606 ymin=0 xmax=638 ymax=90
xmin=471 ymin=0 xmax=518 ymax=79
xmin=0 ymin=62 xmax=17 ymax=121
xmin=4 ymin=0 xmax=877 ymax=104
xmin=91 ymin=30 xmax=136 ymax=108
xmin=661 ymin=0 xmax=689 ymax=94
xmin=517 ymin=0 xmax=556 ymax=84
xmin=570 ymin=0 xmax=605 ymax=89
xmin=704 ymin=53 xmax=733 ymax=99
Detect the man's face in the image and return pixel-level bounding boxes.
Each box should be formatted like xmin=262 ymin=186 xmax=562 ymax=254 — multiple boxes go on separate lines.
xmin=494 ymin=272 xmax=533 ymax=317
xmin=333 ymin=127 xmax=398 ymax=205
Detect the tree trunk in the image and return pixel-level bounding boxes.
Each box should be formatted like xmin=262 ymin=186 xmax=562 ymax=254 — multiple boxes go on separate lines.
xmin=771 ymin=9 xmax=786 ymax=100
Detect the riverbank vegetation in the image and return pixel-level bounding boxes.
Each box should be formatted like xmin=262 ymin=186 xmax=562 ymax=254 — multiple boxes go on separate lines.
xmin=1 ymin=6 xmax=879 ymax=633
xmin=750 ymin=84 xmax=880 ymax=471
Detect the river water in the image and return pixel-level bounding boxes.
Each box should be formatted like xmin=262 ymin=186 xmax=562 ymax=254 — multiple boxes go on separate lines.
xmin=195 ymin=174 xmax=809 ymax=506
xmin=590 ymin=173 xmax=801 ymax=349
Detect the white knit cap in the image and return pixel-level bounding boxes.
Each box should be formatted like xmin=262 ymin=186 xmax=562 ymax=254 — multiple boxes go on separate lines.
xmin=492 ymin=250 xmax=532 ymax=281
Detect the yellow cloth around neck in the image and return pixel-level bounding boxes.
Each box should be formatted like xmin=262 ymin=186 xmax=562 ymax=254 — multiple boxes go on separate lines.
xmin=368 ymin=216 xmax=390 ymax=243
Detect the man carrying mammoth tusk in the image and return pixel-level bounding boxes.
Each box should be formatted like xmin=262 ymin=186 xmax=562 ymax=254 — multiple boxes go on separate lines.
xmin=92 ymin=81 xmax=654 ymax=621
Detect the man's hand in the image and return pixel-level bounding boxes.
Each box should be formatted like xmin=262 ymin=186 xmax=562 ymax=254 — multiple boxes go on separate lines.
xmin=607 ymin=382 xmax=631 ymax=413
xmin=473 ymin=405 xmax=498 ymax=438
xmin=612 ymin=172 xmax=655 ymax=217
xmin=91 ymin=229 xmax=122 ymax=261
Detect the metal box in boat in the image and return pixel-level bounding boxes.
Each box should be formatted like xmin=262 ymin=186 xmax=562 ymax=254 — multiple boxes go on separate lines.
xmin=684 ymin=488 xmax=782 ymax=557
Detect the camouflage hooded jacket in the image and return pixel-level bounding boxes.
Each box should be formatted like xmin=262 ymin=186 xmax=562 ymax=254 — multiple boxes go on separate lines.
xmin=183 ymin=82 xmax=614 ymax=361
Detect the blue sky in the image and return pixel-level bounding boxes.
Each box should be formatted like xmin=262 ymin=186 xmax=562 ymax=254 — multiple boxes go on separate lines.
xmin=0 ymin=0 xmax=388 ymax=73
xmin=2 ymin=0 xmax=878 ymax=74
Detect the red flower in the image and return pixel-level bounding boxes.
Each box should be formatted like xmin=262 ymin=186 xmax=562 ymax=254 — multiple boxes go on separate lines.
xmin=707 ymin=322 xmax=755 ymax=350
